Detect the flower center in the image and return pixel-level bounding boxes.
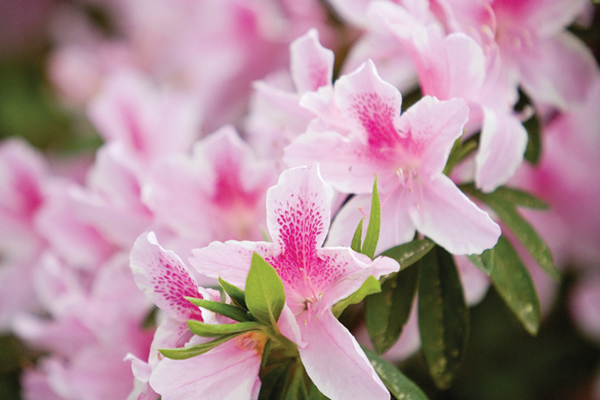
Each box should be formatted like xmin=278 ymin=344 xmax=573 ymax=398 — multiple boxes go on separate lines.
xmin=395 ymin=166 xmax=418 ymax=192
xmin=234 ymin=331 xmax=269 ymax=355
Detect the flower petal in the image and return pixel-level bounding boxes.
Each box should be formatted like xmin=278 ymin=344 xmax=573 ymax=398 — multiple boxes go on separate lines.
xmin=284 ymin=130 xmax=389 ymax=194
xmin=299 ymin=311 xmax=389 ymax=400
xmin=266 ymin=163 xmax=334 ymax=263
xmin=516 ymin=32 xmax=599 ymax=109
xmin=334 ymin=60 xmax=402 ymax=149
xmin=395 ymin=96 xmax=469 ymax=177
xmin=150 ymin=339 xmax=262 ymax=400
xmin=290 ymin=29 xmax=334 ymax=94
xmin=189 ymin=240 xmax=273 ymax=288
xmin=410 ymin=175 xmax=501 ymax=255
xmin=130 ymin=232 xmax=203 ymax=321
xmin=475 ymin=108 xmax=528 ymax=192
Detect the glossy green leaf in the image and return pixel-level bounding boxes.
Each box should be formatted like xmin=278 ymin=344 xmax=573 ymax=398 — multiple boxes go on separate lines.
xmin=332 ymin=276 xmax=381 ymax=318
xmin=365 ymin=266 xmax=419 ymax=354
xmin=489 ymin=236 xmax=542 ymax=335
xmin=362 ymin=346 xmax=429 ymax=400
xmin=258 ymin=362 xmax=292 ymax=400
xmin=523 ymin=113 xmax=541 ymax=164
xmin=466 ymin=248 xmax=494 ymax=276
xmin=246 ymin=252 xmax=286 ymax=328
xmin=462 ymin=184 xmax=559 ymax=281
xmin=418 ymin=246 xmax=469 ymax=390
xmin=351 ymin=218 xmax=365 ymax=253
xmin=187 ymin=320 xmax=263 ymax=337
xmin=185 ymin=297 xmax=254 ymax=322
xmin=362 ymin=176 xmax=381 ymax=260
xmin=159 ymin=333 xmax=240 ymax=360
xmin=219 ymin=277 xmax=247 ymax=309
xmin=380 ymin=238 xmax=435 ymax=270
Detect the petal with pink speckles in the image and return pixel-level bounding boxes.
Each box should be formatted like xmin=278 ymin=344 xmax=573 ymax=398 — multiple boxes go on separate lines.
xmin=266 ymin=163 xmax=334 ymax=260
xmin=130 ymin=232 xmax=203 ymax=322
xmin=334 ymin=60 xmax=402 ymax=149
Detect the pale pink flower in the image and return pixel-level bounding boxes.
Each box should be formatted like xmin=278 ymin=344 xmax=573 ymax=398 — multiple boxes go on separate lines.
xmin=245 ymin=28 xmax=334 ymax=164
xmin=491 ymin=0 xmax=598 ymax=109
xmin=285 ymin=61 xmax=500 ymax=254
xmin=129 ymin=231 xmax=296 ymax=399
xmin=143 ymin=125 xmax=276 ymax=253
xmin=15 ymin=252 xmax=153 ymax=400
xmin=368 ymin=2 xmax=528 ymax=192
xmin=69 ymin=143 xmax=154 ymax=249
xmin=511 ymin=78 xmax=600 ymax=267
xmin=87 ymin=71 xmax=201 ymax=169
xmin=0 ymin=139 xmax=48 ymax=329
xmin=191 ymin=164 xmax=398 ymax=400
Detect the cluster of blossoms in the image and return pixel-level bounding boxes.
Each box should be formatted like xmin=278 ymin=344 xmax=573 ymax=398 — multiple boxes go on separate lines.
xmin=1 ymin=0 xmax=600 ymax=399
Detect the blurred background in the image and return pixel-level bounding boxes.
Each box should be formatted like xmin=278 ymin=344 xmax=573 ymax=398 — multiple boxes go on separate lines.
xmin=1 ymin=1 xmax=600 ymax=399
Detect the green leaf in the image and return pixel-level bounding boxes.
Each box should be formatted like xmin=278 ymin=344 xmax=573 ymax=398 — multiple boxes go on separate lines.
xmin=246 ymin=252 xmax=286 ymax=328
xmin=380 ymin=239 xmax=435 ymax=270
xmin=488 ymin=236 xmax=542 ymax=335
xmin=159 ymin=333 xmax=240 ymax=360
xmin=466 ymin=248 xmax=494 ymax=276
xmin=418 ymin=246 xmax=469 ymax=390
xmin=462 ymin=184 xmax=559 ymax=281
xmin=362 ymin=346 xmax=429 ymax=400
xmin=284 ymin=363 xmax=309 ymax=400
xmin=219 ymin=277 xmax=248 ymax=309
xmin=185 ymin=297 xmax=255 ymax=322
xmin=365 ymin=266 xmax=419 ymax=354
xmin=261 ymin=339 xmax=272 ymax=369
xmin=351 ymin=218 xmax=365 ymax=253
xmin=308 ymin=381 xmax=331 ymax=400
xmin=187 ymin=320 xmax=263 ymax=337
xmin=443 ymin=136 xmax=478 ymax=176
xmin=523 ymin=113 xmax=541 ymax=164
xmin=362 ymin=176 xmax=381 ymax=260
xmin=332 ymin=276 xmax=381 ymax=318
xmin=258 ymin=362 xmax=292 ymax=400
xmin=490 ymin=186 xmax=549 ymax=210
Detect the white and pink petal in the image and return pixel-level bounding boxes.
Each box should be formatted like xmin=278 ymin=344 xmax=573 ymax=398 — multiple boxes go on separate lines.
xmin=130 ymin=232 xmax=203 ymax=322
xmin=299 ymin=311 xmax=389 ymax=400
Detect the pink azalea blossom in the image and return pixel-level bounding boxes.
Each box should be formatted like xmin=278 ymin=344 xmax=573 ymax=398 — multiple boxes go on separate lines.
xmin=142 ymin=125 xmax=277 ymax=261
xmin=129 ymin=231 xmax=298 ymax=399
xmin=285 ymin=61 xmax=500 ymax=254
xmin=87 ymin=71 xmax=201 ymax=168
xmin=191 ymin=164 xmax=398 ymax=400
xmin=245 ymin=28 xmax=334 ymax=164
xmin=491 ymin=0 xmax=598 ymax=109
xmin=15 ymin=252 xmax=153 ymax=400
xmin=0 ymin=139 xmax=48 ymax=329
xmin=368 ymin=2 xmax=528 ymax=192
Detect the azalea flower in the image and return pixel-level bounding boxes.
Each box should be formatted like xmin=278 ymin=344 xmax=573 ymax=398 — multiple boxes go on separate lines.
xmin=285 ymin=61 xmax=501 ymax=255
xmin=129 ymin=232 xmax=298 ymax=400
xmin=190 ymin=163 xmax=398 ymax=400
